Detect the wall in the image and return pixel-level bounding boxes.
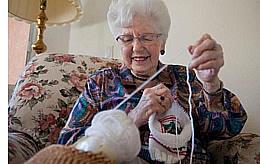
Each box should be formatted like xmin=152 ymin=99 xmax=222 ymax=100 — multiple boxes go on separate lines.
xmin=47 ymin=0 xmax=260 ymax=133
xmin=44 ymin=25 xmax=71 ymax=54
xmin=161 ymin=0 xmax=260 ymax=134
xmin=68 ymin=0 xmax=120 ymax=58
xmin=69 ymin=21 xmax=119 ymax=58
xmin=8 ymin=18 xmax=29 ymax=84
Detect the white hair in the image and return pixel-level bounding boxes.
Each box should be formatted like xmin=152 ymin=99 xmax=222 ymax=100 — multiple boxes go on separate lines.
xmin=107 ymin=0 xmax=171 ymax=43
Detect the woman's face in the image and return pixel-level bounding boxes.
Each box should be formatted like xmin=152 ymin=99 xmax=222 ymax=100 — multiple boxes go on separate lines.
xmin=118 ymin=16 xmax=164 ymax=77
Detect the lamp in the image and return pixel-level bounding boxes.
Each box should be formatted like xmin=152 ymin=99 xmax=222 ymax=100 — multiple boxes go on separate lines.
xmin=8 ymin=0 xmax=83 ymax=54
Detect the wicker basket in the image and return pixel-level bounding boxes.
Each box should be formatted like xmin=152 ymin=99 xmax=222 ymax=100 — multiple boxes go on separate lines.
xmin=25 ymin=144 xmax=115 ymax=164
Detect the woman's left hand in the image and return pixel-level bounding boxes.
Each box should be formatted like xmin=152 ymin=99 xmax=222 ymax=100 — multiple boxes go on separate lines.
xmin=188 ymin=33 xmax=224 ymax=92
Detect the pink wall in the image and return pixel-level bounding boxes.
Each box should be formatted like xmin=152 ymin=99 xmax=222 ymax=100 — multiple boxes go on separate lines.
xmin=8 ymin=18 xmax=30 ymax=84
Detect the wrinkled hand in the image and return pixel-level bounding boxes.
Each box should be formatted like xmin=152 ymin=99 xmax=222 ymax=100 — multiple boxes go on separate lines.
xmin=188 ymin=33 xmax=224 ymax=92
xmin=188 ymin=34 xmax=224 ymax=82
xmin=128 ymin=83 xmax=173 ymax=128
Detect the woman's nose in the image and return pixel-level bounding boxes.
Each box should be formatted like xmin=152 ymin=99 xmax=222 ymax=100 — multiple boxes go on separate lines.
xmin=132 ymin=38 xmax=144 ymax=52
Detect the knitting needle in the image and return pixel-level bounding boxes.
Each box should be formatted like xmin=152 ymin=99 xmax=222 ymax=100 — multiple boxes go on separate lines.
xmin=114 ymin=64 xmax=168 ymax=110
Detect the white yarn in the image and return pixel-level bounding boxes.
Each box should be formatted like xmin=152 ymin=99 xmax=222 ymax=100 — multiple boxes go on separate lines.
xmin=148 ymin=101 xmax=191 ymax=148
xmin=186 ymin=63 xmax=195 ymax=164
xmin=176 ymin=116 xmax=181 ymax=164
xmin=74 ymin=110 xmax=141 ymax=163
xmin=148 ymin=101 xmax=191 ymax=163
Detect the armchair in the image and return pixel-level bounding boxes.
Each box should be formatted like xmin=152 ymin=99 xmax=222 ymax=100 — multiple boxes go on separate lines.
xmin=8 ymin=53 xmax=260 ymax=164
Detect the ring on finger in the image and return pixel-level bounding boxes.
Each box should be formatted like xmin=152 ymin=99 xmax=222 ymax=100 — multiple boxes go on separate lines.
xmin=160 ymin=96 xmax=165 ymax=101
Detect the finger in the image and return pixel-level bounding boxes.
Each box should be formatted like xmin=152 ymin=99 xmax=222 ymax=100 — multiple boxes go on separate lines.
xmin=188 ymin=45 xmax=195 ymax=54
xmin=192 ymin=38 xmax=217 ymax=59
xmin=194 ymin=33 xmax=212 ymax=49
xmin=155 ymin=87 xmax=172 ymax=97
xmin=155 ymin=94 xmax=173 ymax=113
xmin=155 ymin=90 xmax=174 ymax=106
xmin=156 ymin=97 xmax=166 ymax=111
xmin=188 ymin=33 xmax=212 ymax=54
xmin=159 ymin=96 xmax=172 ymax=112
xmin=189 ymin=50 xmax=219 ymax=69
xmin=154 ymin=85 xmax=173 ymax=105
xmin=147 ymin=96 xmax=168 ymax=114
xmin=154 ymin=84 xmax=171 ymax=95
xmin=187 ymin=45 xmax=193 ymax=54
xmin=154 ymin=83 xmax=165 ymax=90
xmin=142 ymin=87 xmax=153 ymax=96
xmin=195 ymin=58 xmax=224 ymax=70
xmin=146 ymin=106 xmax=161 ymax=118
xmin=215 ymin=43 xmax=223 ymax=52
xmin=145 ymin=109 xmax=153 ymax=118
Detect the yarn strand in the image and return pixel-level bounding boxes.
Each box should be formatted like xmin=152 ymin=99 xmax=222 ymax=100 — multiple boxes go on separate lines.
xmin=114 ymin=64 xmax=168 ymax=110
xmin=186 ymin=62 xmax=194 ymax=164
xmin=176 ymin=116 xmax=181 ymax=164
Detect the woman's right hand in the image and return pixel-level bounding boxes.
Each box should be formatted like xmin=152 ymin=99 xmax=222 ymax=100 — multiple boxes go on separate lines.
xmin=128 ymin=83 xmax=173 ymax=128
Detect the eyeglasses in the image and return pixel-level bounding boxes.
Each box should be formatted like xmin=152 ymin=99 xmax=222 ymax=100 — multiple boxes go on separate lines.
xmin=116 ymin=33 xmax=162 ymax=46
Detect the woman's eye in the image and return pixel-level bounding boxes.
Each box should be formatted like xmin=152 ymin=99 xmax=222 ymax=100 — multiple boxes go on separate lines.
xmin=143 ymin=37 xmax=153 ymax=41
xmin=144 ymin=38 xmax=153 ymax=41
xmin=123 ymin=38 xmax=133 ymax=42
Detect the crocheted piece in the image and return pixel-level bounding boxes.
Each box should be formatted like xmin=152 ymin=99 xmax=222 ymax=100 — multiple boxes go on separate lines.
xmin=25 ymin=144 xmax=114 ymax=164
xmin=148 ymin=101 xmax=192 ymax=163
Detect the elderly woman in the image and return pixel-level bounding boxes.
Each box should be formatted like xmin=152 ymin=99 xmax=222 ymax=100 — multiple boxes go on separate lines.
xmin=58 ymin=0 xmax=247 ymax=163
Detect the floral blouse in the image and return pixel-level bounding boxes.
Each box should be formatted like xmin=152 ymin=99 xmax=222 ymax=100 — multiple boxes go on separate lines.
xmin=57 ymin=63 xmax=247 ymax=163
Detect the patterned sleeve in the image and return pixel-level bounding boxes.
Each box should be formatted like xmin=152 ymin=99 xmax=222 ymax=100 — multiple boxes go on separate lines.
xmin=57 ymin=78 xmax=100 ymax=145
xmin=193 ymin=76 xmax=247 ymax=141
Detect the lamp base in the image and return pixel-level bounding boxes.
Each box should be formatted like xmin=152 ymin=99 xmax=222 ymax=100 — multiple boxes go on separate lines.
xmin=32 ymin=40 xmax=47 ymax=54
xmin=32 ymin=0 xmax=48 ymax=54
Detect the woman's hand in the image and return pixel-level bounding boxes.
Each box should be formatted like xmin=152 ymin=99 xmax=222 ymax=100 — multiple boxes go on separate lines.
xmin=128 ymin=83 xmax=173 ymax=128
xmin=188 ymin=33 xmax=224 ymax=93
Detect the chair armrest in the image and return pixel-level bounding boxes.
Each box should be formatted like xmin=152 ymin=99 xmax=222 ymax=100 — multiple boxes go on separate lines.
xmin=9 ymin=128 xmax=40 ymax=164
xmin=208 ymin=133 xmax=260 ymax=164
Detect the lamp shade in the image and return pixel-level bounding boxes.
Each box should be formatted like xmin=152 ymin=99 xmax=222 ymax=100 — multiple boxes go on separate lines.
xmin=8 ymin=0 xmax=83 ymax=26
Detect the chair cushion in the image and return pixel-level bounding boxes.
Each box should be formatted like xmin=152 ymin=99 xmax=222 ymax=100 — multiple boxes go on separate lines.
xmin=208 ymin=133 xmax=260 ymax=164
xmin=8 ymin=53 xmax=122 ymax=148
xmin=8 ymin=128 xmax=40 ymax=164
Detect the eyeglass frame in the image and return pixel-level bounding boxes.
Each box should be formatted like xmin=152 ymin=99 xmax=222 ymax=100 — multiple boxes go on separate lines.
xmin=115 ymin=33 xmax=163 ymax=46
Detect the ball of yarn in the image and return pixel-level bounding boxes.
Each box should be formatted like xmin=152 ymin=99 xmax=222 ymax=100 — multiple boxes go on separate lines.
xmin=74 ymin=110 xmax=141 ymax=163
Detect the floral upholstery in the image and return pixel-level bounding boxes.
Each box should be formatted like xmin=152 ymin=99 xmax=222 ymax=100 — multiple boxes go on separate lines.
xmin=8 ymin=53 xmax=122 ymax=163
xmin=208 ymin=133 xmax=260 ymax=164
xmin=8 ymin=53 xmax=260 ymax=164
